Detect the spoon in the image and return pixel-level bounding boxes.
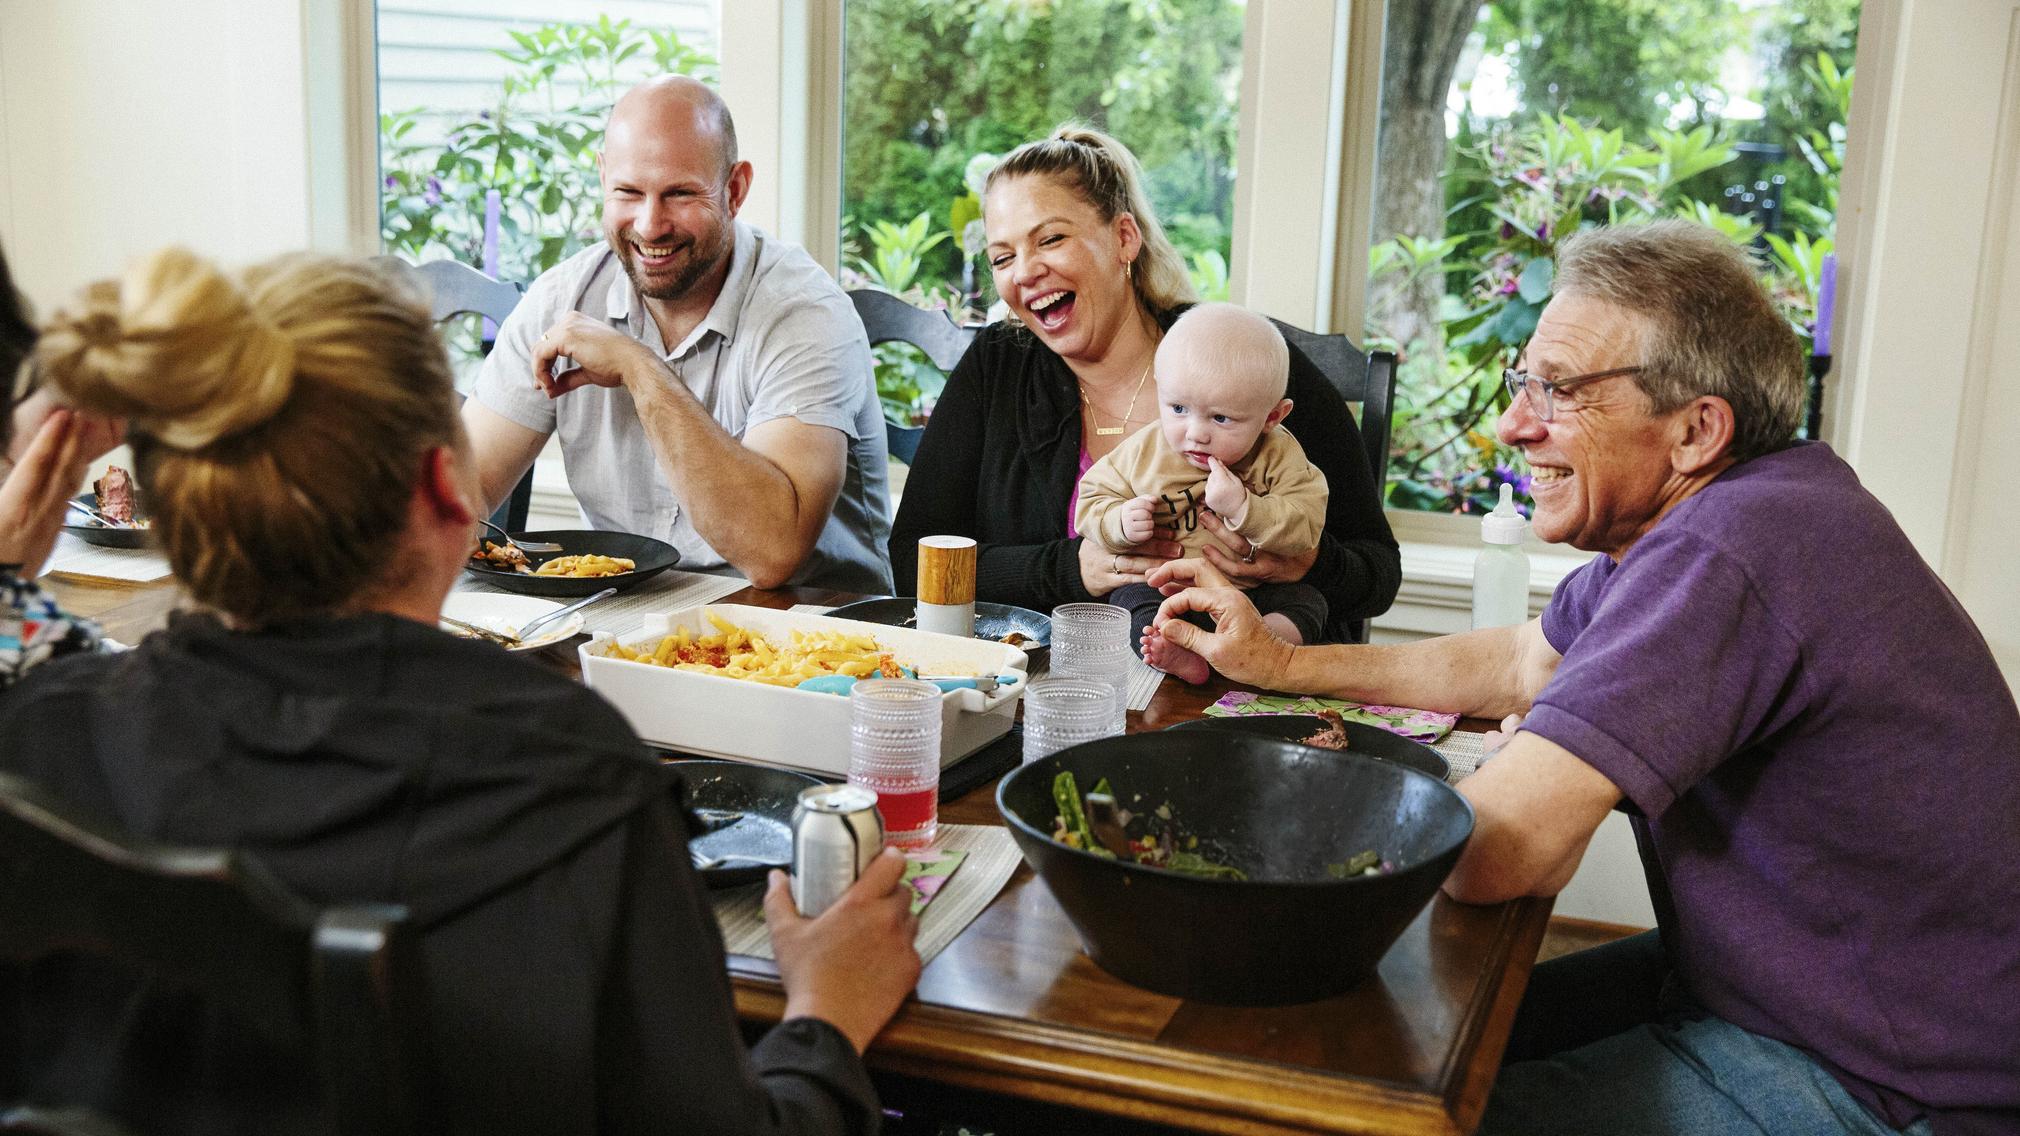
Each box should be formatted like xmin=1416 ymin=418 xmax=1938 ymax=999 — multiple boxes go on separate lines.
xmin=475 ymin=517 xmax=562 ymax=554
xmin=515 ymin=586 xmax=617 ymax=643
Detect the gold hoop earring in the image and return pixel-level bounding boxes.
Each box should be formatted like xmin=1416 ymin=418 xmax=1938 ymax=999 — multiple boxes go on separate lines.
xmin=1124 ymin=259 xmax=1135 ymax=284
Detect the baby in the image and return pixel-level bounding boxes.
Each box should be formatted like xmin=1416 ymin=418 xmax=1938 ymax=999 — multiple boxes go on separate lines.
xmin=1074 ymin=303 xmax=1328 ymax=683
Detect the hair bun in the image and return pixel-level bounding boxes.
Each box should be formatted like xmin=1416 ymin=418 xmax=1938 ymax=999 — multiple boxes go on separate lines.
xmin=39 ymin=246 xmax=296 ymax=450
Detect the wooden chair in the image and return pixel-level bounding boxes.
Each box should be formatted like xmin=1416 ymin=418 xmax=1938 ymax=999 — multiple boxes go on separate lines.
xmin=0 ymin=771 xmax=431 ymax=1136
xmin=1269 ymin=322 xmax=1398 ymax=645
xmin=1270 ymin=320 xmax=1398 ymax=490
xmin=373 ymin=256 xmax=535 ymax=531
xmin=848 ymin=289 xmax=976 ymax=464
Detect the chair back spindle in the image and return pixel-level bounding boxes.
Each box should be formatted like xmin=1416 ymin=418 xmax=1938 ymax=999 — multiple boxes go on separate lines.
xmin=848 ymin=289 xmax=977 ymax=465
xmin=0 ymin=772 xmax=429 ymax=1136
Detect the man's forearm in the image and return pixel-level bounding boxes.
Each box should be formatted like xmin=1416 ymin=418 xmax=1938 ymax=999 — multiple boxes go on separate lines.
xmin=625 ymin=359 xmax=820 ymax=586
xmin=1276 ymin=622 xmax=1548 ymax=718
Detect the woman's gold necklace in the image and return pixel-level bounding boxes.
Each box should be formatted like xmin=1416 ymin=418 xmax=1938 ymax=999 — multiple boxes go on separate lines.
xmin=1080 ymin=360 xmax=1152 ymax=436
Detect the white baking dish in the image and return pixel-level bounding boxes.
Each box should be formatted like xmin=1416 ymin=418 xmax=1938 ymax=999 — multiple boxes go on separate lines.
xmin=580 ymin=604 xmax=1028 ymax=777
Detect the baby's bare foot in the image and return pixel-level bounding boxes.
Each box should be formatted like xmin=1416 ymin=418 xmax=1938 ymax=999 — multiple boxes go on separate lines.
xmin=1142 ymin=628 xmax=1210 ymax=685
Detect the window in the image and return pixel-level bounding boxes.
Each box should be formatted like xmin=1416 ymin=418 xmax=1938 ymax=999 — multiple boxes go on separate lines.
xmin=1364 ymin=0 xmax=1860 ymax=518
xmin=839 ymin=0 xmax=1247 ymax=427
xmin=375 ymin=1 xmax=720 ymax=291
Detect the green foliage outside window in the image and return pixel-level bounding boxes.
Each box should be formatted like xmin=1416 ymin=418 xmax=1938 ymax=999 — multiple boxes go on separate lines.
xmin=1371 ymin=0 xmax=1859 ymax=517
xmin=380 ymin=16 xmax=716 ymax=287
xmin=840 ymin=0 xmax=1245 ymax=426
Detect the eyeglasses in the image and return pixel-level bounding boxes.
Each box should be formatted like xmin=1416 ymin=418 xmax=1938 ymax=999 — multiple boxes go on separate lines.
xmin=1500 ymin=365 xmax=1644 ymax=422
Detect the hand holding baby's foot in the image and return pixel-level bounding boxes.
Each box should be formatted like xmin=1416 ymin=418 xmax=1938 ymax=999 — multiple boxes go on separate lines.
xmin=1141 ymin=625 xmax=1211 ymax=685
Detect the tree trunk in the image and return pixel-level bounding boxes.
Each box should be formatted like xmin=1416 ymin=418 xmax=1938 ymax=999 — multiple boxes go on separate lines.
xmin=1367 ymin=0 xmax=1486 ymax=354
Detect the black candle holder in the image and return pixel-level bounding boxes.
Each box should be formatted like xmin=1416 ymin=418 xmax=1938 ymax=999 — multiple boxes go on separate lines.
xmin=1805 ymin=353 xmax=1832 ymax=440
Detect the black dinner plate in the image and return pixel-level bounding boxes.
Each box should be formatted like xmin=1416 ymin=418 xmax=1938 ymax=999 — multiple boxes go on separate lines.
xmin=824 ymin=596 xmax=1050 ymax=658
xmin=62 ymin=493 xmax=152 ymax=549
xmin=464 ymin=529 xmax=679 ymax=597
xmin=666 ymin=759 xmax=824 ymax=888
xmin=1167 ymin=715 xmax=1450 ymax=781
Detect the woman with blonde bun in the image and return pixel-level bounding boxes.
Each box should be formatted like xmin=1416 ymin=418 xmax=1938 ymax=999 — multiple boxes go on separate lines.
xmin=0 ymin=248 xmax=919 ymax=1135
xmin=890 ymin=125 xmax=1398 ymax=640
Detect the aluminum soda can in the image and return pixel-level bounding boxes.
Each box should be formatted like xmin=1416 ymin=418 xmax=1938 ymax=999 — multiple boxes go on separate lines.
xmin=790 ymin=783 xmax=884 ymax=918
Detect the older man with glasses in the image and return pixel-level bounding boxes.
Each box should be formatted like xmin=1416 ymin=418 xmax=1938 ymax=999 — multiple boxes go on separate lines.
xmin=1144 ymin=220 xmax=2020 ymax=1135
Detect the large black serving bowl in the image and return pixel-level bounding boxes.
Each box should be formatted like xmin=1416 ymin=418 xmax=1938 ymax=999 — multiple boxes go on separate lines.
xmin=997 ymin=731 xmax=1474 ymax=1005
xmin=463 ymin=529 xmax=679 ymax=597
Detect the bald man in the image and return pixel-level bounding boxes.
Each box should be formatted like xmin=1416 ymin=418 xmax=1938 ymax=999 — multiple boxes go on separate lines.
xmin=464 ymin=77 xmax=892 ymax=592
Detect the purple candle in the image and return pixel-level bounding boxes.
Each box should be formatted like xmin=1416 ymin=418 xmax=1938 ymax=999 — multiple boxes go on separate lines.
xmin=1814 ymin=252 xmax=1837 ymax=357
xmin=482 ymin=190 xmax=502 ymax=338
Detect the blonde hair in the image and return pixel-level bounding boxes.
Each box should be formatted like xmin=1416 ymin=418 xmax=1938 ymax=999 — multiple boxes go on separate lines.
xmin=1554 ymin=220 xmax=1804 ymax=462
xmin=1159 ymin=303 xmax=1290 ymax=406
xmin=37 ymin=248 xmax=461 ymax=624
xmin=985 ymin=125 xmax=1198 ymax=315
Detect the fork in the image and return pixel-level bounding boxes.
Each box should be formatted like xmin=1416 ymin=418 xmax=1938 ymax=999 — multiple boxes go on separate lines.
xmin=440 ymin=614 xmax=521 ymax=647
xmin=68 ymin=499 xmax=129 ymax=529
xmin=475 ymin=517 xmax=562 ymax=554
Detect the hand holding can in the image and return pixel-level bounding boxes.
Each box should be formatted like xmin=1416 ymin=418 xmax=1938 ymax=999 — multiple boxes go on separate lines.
xmin=790 ymin=783 xmax=884 ymax=918
xmin=765 ymin=847 xmax=921 ymax=1053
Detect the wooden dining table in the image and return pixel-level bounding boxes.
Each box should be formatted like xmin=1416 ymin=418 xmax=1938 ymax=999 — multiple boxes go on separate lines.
xmin=45 ymin=571 xmax=1551 ymax=1136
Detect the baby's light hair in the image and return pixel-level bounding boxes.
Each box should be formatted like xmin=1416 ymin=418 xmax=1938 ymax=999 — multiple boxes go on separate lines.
xmin=1157 ymin=303 xmax=1289 ymax=409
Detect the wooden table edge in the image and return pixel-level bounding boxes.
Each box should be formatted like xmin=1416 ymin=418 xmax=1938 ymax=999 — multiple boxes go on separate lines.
xmin=733 ymin=966 xmax=1508 ymax=1136
xmin=1439 ymin=894 xmax=1554 ymax=1132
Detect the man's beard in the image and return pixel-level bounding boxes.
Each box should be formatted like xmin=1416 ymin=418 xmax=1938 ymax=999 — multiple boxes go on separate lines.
xmin=613 ymin=223 xmax=732 ymax=303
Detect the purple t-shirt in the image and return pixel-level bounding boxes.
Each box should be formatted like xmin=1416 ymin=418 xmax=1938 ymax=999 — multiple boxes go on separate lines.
xmin=1526 ymin=443 xmax=2020 ymax=1135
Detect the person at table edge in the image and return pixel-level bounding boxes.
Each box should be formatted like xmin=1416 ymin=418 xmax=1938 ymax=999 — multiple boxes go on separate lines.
xmin=463 ymin=75 xmax=893 ymax=594
xmin=890 ymin=126 xmax=1398 ymax=637
xmin=1147 ymin=220 xmax=2020 ymax=1136
xmin=0 ymin=242 xmax=117 ymax=691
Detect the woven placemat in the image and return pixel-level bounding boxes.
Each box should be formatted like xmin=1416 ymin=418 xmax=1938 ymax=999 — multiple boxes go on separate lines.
xmin=1025 ymin=655 xmax=1164 ymax=711
xmin=710 ymin=823 xmax=1022 ymax=964
xmin=455 ymin=567 xmax=749 ymax=637
xmin=1433 ymin=730 xmax=1488 ymax=781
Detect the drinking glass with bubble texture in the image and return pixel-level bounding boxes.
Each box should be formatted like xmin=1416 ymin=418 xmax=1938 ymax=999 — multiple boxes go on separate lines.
xmin=1049 ymin=603 xmax=1132 ymax=734
xmin=847 ymin=677 xmax=942 ymax=846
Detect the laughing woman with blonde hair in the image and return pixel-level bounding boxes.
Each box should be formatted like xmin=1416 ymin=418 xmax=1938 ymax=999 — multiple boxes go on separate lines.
xmin=890 ymin=125 xmax=1399 ymax=640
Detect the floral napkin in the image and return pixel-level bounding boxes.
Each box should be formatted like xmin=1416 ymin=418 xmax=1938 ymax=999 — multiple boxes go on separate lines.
xmin=1204 ymin=692 xmax=1459 ymax=743
xmin=902 ymin=850 xmax=967 ymax=915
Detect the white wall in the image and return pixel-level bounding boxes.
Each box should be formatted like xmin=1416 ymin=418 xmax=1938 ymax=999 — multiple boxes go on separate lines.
xmin=0 ymin=1 xmax=318 ymax=309
xmin=1833 ymin=0 xmax=2020 ymax=691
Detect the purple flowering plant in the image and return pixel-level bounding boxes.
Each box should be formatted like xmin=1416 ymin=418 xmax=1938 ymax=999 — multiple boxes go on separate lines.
xmin=1374 ymin=115 xmax=1745 ymax=516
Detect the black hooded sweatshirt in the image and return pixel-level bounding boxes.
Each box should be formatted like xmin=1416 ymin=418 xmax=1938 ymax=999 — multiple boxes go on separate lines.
xmin=0 ymin=610 xmax=879 ymax=1135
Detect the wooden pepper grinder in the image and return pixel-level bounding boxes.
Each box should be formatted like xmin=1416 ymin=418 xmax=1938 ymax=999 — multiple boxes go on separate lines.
xmin=916 ymin=535 xmax=977 ymax=638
